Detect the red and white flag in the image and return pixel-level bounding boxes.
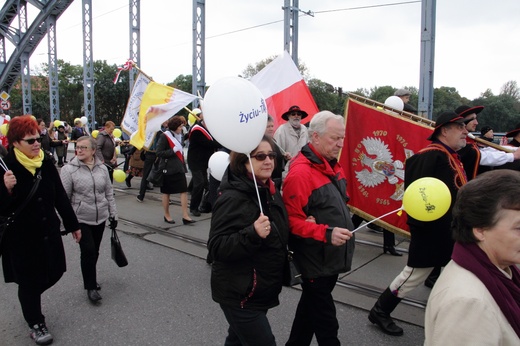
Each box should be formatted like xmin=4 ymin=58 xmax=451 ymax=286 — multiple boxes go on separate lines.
xmin=250 ymin=51 xmax=319 ymax=129
xmin=339 ymin=98 xmax=434 ymax=237
xmin=113 ymin=60 xmax=134 ymax=84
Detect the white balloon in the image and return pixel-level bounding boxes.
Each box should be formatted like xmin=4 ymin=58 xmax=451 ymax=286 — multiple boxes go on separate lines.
xmin=203 ymin=77 xmax=268 ymax=154
xmin=5 ymin=115 xmax=10 ymax=121
xmin=208 ymin=151 xmax=230 ymax=181
xmin=384 ymin=96 xmax=404 ymax=111
xmin=80 ymin=116 xmax=88 ymax=125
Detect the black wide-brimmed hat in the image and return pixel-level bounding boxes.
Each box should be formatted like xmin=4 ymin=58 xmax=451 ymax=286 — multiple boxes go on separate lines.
xmin=455 ymin=105 xmax=484 ymax=120
xmin=281 ymin=105 xmax=308 ymax=121
xmin=506 ymin=123 xmax=520 ymax=138
xmin=427 ymin=111 xmax=466 ymax=141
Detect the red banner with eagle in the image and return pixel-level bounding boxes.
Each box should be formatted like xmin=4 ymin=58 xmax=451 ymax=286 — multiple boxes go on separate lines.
xmin=339 ymin=97 xmax=434 ymax=237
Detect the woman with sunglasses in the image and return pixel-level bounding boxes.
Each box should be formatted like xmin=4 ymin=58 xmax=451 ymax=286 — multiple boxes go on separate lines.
xmin=208 ymin=135 xmax=289 ymax=346
xmin=60 ymin=136 xmax=118 ymax=304
xmin=0 ymin=115 xmax=81 ymax=345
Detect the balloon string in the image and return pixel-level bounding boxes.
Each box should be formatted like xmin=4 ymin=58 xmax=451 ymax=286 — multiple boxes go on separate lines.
xmin=247 ymin=154 xmax=264 ymax=215
xmin=0 ymin=157 xmax=8 ymax=172
xmin=351 ymin=207 xmax=403 ymax=234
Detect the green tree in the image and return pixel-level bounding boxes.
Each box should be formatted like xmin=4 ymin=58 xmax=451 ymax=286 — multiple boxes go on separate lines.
xmin=369 ymin=85 xmax=395 ymax=103
xmin=93 ymin=60 xmax=129 ymax=126
xmin=472 ymin=93 xmax=520 ymax=132
xmin=431 ymin=87 xmax=468 ymax=120
xmin=307 ymin=78 xmax=346 ymax=115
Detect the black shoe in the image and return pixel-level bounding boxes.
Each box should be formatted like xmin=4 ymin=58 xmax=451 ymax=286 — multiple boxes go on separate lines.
xmin=198 ymin=207 xmax=211 ymax=213
xmin=190 ymin=209 xmax=201 ymax=217
xmin=164 ymin=216 xmax=176 ymax=224
xmin=125 ymin=176 xmax=132 ymax=188
xmin=146 ymin=186 xmax=153 ymax=191
xmin=383 ymin=246 xmax=402 ymax=256
xmin=136 ymin=196 xmax=143 ymax=203
xmin=182 ymin=218 xmax=196 ymax=225
xmin=87 ymin=289 xmax=102 ymax=303
xmin=96 ymin=283 xmax=101 ymax=290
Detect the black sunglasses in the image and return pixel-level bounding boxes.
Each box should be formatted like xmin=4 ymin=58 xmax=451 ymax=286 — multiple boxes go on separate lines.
xmin=251 ymin=152 xmax=277 ymax=161
xmin=21 ymin=137 xmax=43 ymax=145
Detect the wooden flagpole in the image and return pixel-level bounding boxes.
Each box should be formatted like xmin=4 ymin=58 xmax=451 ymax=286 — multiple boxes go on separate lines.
xmin=347 ymin=93 xmax=514 ymax=153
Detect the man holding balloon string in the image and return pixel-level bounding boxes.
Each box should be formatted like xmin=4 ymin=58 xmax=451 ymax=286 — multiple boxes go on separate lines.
xmin=368 ymin=111 xmax=469 ymax=337
xmin=282 ymin=111 xmax=355 ymax=346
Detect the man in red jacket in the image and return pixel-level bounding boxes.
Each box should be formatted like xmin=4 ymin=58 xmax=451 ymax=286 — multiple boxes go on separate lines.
xmin=283 ymin=111 xmax=354 ymax=346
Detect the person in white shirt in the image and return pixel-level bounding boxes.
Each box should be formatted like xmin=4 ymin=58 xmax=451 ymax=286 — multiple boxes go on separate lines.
xmin=273 ymin=105 xmax=309 ymax=161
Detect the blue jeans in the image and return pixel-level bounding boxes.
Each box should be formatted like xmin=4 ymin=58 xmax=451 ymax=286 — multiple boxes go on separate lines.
xmin=220 ymin=305 xmax=276 ymax=346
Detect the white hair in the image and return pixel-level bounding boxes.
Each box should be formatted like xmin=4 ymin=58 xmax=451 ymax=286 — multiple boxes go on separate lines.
xmin=308 ymin=111 xmax=344 ymax=136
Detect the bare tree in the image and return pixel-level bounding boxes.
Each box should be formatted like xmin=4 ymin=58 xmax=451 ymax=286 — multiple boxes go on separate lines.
xmin=500 ymin=80 xmax=519 ymax=100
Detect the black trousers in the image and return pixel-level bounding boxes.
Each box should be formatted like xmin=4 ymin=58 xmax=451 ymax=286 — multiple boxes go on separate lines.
xmin=79 ymin=222 xmax=105 ymax=290
xmin=18 ymin=275 xmax=61 ymax=327
xmin=138 ymin=152 xmax=156 ymax=199
xmin=286 ymin=274 xmax=340 ymax=346
xmin=220 ymin=305 xmax=276 ymax=346
xmin=190 ymin=169 xmax=208 ymax=211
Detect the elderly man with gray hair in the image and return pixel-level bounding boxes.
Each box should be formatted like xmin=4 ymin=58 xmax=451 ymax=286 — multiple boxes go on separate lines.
xmin=283 ymin=111 xmax=355 ymax=346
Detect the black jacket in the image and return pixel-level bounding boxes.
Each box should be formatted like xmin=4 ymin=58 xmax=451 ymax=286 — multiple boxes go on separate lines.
xmin=156 ymin=132 xmax=186 ymax=175
xmin=0 ymin=150 xmax=79 ymax=285
xmin=208 ymin=168 xmax=289 ymax=310
xmin=187 ymin=123 xmax=220 ymax=171
xmin=405 ymin=143 xmax=466 ymax=267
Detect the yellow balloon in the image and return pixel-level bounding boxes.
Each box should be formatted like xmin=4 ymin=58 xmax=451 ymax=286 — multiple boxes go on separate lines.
xmin=113 ymin=128 xmax=122 ymax=138
xmin=403 ymin=177 xmax=451 ymax=222
xmin=0 ymin=123 xmax=8 ymax=135
xmin=53 ymin=120 xmax=61 ymax=128
xmin=91 ymin=130 xmax=99 ymax=138
xmin=188 ymin=114 xmax=197 ymax=126
xmin=113 ymin=169 xmax=126 ymax=183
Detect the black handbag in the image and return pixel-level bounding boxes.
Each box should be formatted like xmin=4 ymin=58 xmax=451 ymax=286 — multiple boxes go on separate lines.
xmin=110 ymin=227 xmax=128 ymax=267
xmin=146 ymin=158 xmax=164 ymax=186
xmin=272 ymin=223 xmax=302 ymax=287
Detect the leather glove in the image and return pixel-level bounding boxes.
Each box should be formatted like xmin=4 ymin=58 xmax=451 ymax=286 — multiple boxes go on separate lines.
xmin=109 ymin=217 xmax=118 ymax=229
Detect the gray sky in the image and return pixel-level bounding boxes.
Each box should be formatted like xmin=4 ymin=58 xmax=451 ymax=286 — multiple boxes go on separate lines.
xmin=15 ymin=0 xmax=520 ymax=100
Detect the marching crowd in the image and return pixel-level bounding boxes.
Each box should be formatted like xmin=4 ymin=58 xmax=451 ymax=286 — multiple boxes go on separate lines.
xmin=1 ymin=99 xmax=519 ymax=345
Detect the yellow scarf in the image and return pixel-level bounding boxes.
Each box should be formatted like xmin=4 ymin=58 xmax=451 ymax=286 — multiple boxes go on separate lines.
xmin=14 ymin=148 xmax=44 ymax=175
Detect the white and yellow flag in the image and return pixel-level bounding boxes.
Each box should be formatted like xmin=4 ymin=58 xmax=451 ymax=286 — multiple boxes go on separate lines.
xmin=128 ymin=81 xmax=197 ymax=149
xmin=121 ymin=73 xmax=151 ymax=136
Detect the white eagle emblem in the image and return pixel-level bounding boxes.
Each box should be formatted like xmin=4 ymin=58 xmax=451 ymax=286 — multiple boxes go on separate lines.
xmin=355 ymin=137 xmax=412 ymax=201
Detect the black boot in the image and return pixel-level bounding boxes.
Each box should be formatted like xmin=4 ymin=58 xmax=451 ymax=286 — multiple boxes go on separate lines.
xmin=368 ymin=288 xmax=404 ymax=336
xmin=424 ymin=267 xmax=441 ymax=288
xmin=383 ymin=230 xmax=402 ymax=256
xmin=125 ymin=175 xmax=132 ymax=188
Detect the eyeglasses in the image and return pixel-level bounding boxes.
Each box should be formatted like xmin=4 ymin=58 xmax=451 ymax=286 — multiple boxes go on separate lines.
xmin=289 ymin=112 xmax=301 ymax=117
xmin=76 ymin=146 xmax=92 ymax=151
xmin=21 ymin=137 xmax=42 ymax=145
xmin=251 ymin=152 xmax=277 ymax=161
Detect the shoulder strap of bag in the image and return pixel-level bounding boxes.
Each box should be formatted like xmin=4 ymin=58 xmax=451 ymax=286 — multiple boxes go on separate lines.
xmin=7 ymin=170 xmax=42 ymax=222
